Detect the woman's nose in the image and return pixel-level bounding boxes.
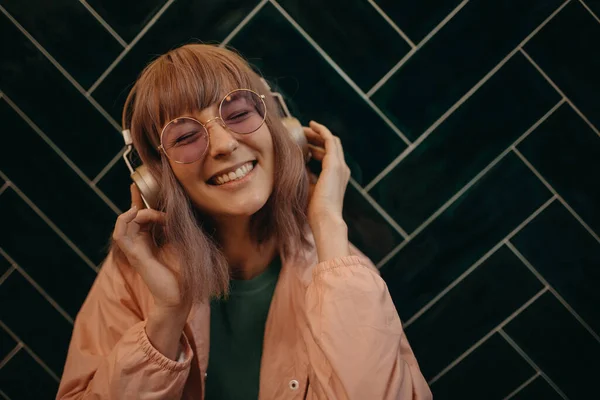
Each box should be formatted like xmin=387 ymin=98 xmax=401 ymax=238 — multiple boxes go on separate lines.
xmin=207 ymin=120 xmax=239 ymax=158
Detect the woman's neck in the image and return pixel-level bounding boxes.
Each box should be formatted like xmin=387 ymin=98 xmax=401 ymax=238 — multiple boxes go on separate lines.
xmin=214 ymin=216 xmax=278 ymax=280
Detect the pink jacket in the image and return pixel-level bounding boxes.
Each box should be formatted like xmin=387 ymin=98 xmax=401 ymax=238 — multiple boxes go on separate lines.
xmin=57 ymin=241 xmax=432 ymax=399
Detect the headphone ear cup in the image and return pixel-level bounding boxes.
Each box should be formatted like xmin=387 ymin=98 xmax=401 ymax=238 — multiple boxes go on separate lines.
xmin=131 ymin=164 xmax=160 ymax=210
xmin=281 ymin=117 xmax=310 ymax=163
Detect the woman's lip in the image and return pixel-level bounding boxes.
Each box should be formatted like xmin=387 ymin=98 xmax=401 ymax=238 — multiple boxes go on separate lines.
xmin=210 ymin=162 xmax=257 ymax=189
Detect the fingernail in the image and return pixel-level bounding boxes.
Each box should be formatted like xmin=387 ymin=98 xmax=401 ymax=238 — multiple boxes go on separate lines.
xmin=130 ymin=205 xmax=137 ymax=212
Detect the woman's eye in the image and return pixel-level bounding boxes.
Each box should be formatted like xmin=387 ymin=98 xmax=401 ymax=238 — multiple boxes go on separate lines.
xmin=227 ymin=111 xmax=250 ymax=121
xmin=174 ymin=132 xmax=198 ymax=144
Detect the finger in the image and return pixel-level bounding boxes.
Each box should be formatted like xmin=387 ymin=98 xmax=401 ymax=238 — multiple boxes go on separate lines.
xmin=133 ymin=209 xmax=167 ymax=227
xmin=303 ymin=127 xmax=325 ymax=146
xmin=131 ymin=183 xmax=145 ymax=209
xmin=308 ymin=144 xmax=326 ymax=161
xmin=126 ymin=209 xmax=166 ymax=239
xmin=113 ymin=206 xmax=138 ymax=245
xmin=310 ymin=121 xmax=337 ymax=155
xmin=335 ymin=136 xmax=346 ymax=163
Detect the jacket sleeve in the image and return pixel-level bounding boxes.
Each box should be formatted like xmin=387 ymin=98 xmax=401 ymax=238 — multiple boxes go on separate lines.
xmin=56 ymin=252 xmax=193 ymax=400
xmin=303 ymin=254 xmax=432 ymax=400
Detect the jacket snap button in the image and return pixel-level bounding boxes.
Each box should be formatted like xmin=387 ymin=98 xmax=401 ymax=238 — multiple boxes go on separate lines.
xmin=289 ymin=379 xmax=299 ymax=390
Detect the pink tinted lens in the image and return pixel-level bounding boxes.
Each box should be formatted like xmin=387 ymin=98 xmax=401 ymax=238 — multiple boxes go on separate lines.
xmin=161 ymin=118 xmax=208 ymax=163
xmin=220 ymin=90 xmax=266 ymax=134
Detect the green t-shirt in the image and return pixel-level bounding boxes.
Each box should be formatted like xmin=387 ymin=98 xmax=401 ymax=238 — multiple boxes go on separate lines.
xmin=205 ymin=256 xmax=282 ymax=399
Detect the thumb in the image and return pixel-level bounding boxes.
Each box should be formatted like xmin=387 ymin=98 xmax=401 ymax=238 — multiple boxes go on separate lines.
xmin=131 ymin=183 xmax=145 ymax=209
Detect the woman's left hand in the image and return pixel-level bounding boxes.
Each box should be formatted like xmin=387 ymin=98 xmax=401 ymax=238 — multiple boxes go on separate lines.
xmin=304 ymin=121 xmax=351 ymax=253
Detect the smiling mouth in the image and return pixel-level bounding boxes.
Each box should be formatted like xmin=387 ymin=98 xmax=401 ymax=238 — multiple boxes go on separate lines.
xmin=209 ymin=161 xmax=257 ymax=185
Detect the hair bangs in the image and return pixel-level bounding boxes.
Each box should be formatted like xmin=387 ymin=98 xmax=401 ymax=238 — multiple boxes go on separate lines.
xmin=135 ymin=45 xmax=257 ymax=145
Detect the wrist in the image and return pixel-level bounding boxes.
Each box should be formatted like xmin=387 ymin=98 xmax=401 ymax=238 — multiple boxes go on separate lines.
xmin=310 ymin=216 xmax=350 ymax=262
xmin=146 ymin=308 xmax=188 ymax=361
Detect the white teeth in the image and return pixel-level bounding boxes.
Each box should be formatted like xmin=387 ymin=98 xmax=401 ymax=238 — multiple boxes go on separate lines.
xmin=213 ymin=162 xmax=255 ymax=185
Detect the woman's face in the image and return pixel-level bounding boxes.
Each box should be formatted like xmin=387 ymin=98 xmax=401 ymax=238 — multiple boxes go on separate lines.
xmin=164 ymin=101 xmax=275 ymax=219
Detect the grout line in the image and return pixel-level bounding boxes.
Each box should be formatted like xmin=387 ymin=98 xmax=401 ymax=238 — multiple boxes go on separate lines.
xmin=0 ymin=321 xmax=60 ymax=382
xmin=0 ymin=95 xmax=121 ymax=215
xmin=366 ymin=0 xmax=469 ymax=97
xmin=0 ymin=265 xmax=16 ymax=286
xmin=403 ymin=195 xmax=556 ymax=327
xmin=348 ymin=177 xmax=409 ymax=239
xmin=506 ymin=241 xmax=600 ymax=343
xmin=499 ymin=329 xmax=569 ymax=399
xmin=92 ymin=148 xmax=126 ymax=185
xmin=366 ymin=0 xmax=416 ymax=48
xmin=269 ymin=0 xmax=412 ymax=146
xmin=220 ymin=0 xmax=268 ymax=47
xmin=520 ymin=49 xmax=600 ymax=138
xmin=0 ymin=390 xmax=10 ymax=400
xmin=0 ymin=181 xmax=99 ymax=273
xmin=428 ymin=287 xmax=549 ymax=386
xmin=365 ymin=0 xmax=572 ymax=191
xmin=0 ymin=182 xmax=9 ymax=196
xmin=579 ymin=0 xmax=600 ymax=24
xmin=78 ymin=0 xmax=127 ymax=47
xmin=0 ymin=343 xmax=23 ymax=370
xmin=512 ymin=148 xmax=600 ymax=244
xmin=0 ymin=5 xmax=121 ymax=132
xmin=7 ymin=258 xmax=75 ymax=325
xmin=373 ymin=100 xmax=563 ymax=269
xmin=87 ymin=0 xmax=176 ymax=94
xmin=503 ymin=372 xmax=541 ymax=400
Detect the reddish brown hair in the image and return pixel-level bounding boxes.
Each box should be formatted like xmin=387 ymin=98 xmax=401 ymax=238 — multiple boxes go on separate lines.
xmin=119 ymin=44 xmax=310 ymax=302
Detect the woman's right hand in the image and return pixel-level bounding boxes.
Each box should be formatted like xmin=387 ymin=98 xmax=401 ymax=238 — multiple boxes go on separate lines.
xmin=113 ymin=184 xmax=191 ymax=360
xmin=112 ymin=184 xmax=189 ymax=313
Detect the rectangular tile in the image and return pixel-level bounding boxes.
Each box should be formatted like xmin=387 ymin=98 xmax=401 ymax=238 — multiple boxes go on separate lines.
xmin=372 ymin=0 xmax=564 ymax=140
xmin=380 ymin=153 xmax=552 ymax=321
xmin=0 ymin=188 xmax=97 ymax=318
xmin=342 ymin=184 xmax=404 ymax=264
xmin=525 ymin=1 xmax=600 ymax=129
xmin=278 ymin=0 xmax=411 ymax=90
xmin=0 ymin=325 xmax=17 ymax=361
xmin=92 ymin=0 xmax=260 ymax=121
xmin=1 ymin=0 xmax=122 ymax=88
xmin=371 ymin=53 xmax=559 ymax=232
xmin=0 ymin=13 xmax=122 ymax=178
xmin=231 ymin=3 xmax=408 ymax=184
xmin=0 ymin=348 xmax=58 ymax=399
xmin=504 ymin=292 xmax=600 ymax=399
xmin=0 ymin=99 xmax=118 ymax=264
xmin=374 ymin=0 xmax=463 ymax=43
xmin=86 ymin=0 xmax=168 ymax=42
xmin=430 ymin=333 xmax=535 ymax=400
xmin=517 ymin=103 xmax=600 ymax=234
xmin=96 ymin=157 xmax=132 ymax=212
xmin=512 ymin=376 xmax=563 ymax=400
xmin=405 ymin=245 xmax=543 ymax=379
xmin=511 ymin=201 xmax=600 ymax=334
xmin=0 ymin=272 xmax=72 ymax=375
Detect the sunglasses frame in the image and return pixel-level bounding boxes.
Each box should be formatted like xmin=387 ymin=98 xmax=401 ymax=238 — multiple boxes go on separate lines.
xmin=158 ymin=88 xmax=267 ymax=164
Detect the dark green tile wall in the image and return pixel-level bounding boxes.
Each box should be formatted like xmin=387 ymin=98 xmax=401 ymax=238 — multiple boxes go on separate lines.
xmin=1 ymin=0 xmax=597 ymax=398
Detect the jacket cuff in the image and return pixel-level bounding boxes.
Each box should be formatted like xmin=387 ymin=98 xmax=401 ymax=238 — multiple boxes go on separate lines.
xmin=138 ymin=320 xmax=193 ymax=372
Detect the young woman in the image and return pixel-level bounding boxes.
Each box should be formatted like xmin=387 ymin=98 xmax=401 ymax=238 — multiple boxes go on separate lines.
xmin=57 ymin=44 xmax=431 ymax=400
